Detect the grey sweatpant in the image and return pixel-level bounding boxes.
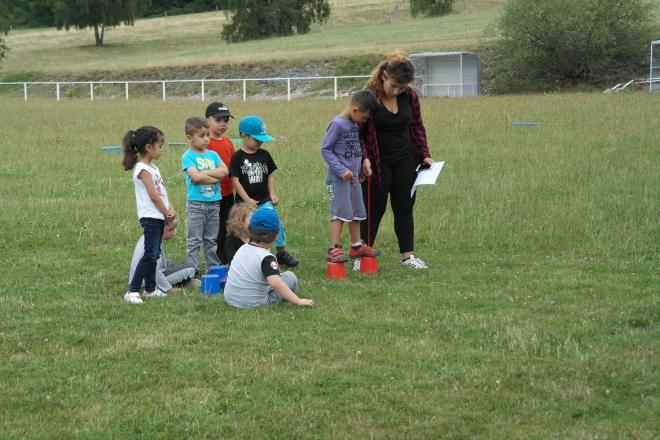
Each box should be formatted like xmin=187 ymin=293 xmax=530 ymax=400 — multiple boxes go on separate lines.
xmin=186 ymin=200 xmax=221 ymax=272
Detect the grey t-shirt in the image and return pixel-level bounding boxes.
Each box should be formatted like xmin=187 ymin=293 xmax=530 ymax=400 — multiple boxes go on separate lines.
xmin=224 ymin=243 xmax=281 ymax=308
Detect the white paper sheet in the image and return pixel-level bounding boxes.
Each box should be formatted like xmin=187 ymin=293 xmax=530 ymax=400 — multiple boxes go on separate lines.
xmin=411 ymin=161 xmax=445 ymax=198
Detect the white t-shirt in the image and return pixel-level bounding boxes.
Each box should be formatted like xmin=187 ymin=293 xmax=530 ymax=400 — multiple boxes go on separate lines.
xmin=133 ymin=162 xmax=169 ymax=220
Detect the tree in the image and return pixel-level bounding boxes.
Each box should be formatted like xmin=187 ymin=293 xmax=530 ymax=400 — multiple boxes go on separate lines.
xmin=410 ymin=0 xmax=453 ymax=17
xmin=485 ymin=0 xmax=655 ymax=93
xmin=51 ymin=0 xmax=151 ymax=46
xmin=6 ymin=0 xmax=56 ymax=28
xmin=0 ymin=1 xmax=9 ymax=65
xmin=221 ymin=0 xmax=330 ymax=43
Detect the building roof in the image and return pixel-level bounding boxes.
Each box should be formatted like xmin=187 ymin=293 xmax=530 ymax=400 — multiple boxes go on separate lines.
xmin=410 ymin=51 xmax=479 ymax=58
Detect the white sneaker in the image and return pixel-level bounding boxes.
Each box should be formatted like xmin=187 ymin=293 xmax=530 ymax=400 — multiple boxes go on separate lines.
xmin=142 ymin=288 xmax=167 ymax=299
xmin=124 ymin=291 xmax=144 ymax=304
xmin=401 ymin=255 xmax=428 ymax=269
xmin=353 ymin=258 xmax=361 ymax=272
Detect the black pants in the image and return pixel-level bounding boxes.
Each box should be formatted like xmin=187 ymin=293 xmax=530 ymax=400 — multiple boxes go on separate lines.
xmin=361 ymin=154 xmax=417 ymax=253
xmin=217 ymin=193 xmax=235 ymax=264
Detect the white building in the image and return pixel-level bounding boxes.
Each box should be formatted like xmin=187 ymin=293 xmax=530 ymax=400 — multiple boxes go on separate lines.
xmin=411 ymin=51 xmax=482 ymax=97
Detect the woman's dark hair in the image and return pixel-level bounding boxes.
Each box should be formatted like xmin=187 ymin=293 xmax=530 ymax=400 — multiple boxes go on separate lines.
xmin=121 ymin=126 xmax=164 ymax=171
xmin=248 ymin=226 xmax=279 ymax=244
xmin=367 ymin=51 xmax=415 ymax=101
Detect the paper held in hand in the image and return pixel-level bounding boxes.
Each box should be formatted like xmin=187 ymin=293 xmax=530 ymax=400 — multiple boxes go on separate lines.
xmin=411 ymin=161 xmax=445 ymax=198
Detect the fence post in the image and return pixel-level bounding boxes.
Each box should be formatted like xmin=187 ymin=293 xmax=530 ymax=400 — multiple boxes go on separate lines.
xmin=23 ymin=83 xmax=28 ymax=101
xmin=56 ymin=82 xmax=60 ymax=101
xmin=90 ymin=82 xmax=94 ymax=101
xmin=201 ymin=80 xmax=205 ymax=101
xmin=242 ymin=79 xmax=247 ymax=101
xmin=125 ymin=82 xmax=129 ymax=100
xmin=334 ymin=77 xmax=338 ymax=100
xmin=287 ymin=78 xmax=291 ymax=101
xmin=162 ymin=81 xmax=166 ymax=101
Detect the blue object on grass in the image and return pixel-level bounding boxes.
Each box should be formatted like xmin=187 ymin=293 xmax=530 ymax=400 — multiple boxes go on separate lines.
xmin=102 ymin=138 xmax=242 ymax=153
xmin=102 ymin=145 xmax=123 ymax=153
xmin=209 ymin=265 xmax=229 ymax=279
xmin=512 ymin=121 xmax=541 ymax=127
xmin=201 ymin=274 xmax=221 ymax=295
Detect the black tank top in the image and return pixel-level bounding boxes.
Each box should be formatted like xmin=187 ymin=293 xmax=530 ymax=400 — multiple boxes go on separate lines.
xmin=373 ymin=93 xmax=413 ymax=164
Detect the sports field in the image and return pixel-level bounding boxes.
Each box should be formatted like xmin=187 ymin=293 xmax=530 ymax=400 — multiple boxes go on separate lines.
xmin=0 ymin=93 xmax=657 ymax=437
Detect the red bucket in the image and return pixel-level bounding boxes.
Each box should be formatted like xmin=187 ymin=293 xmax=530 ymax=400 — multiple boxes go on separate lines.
xmin=359 ymin=256 xmax=378 ymax=274
xmin=326 ymin=262 xmax=346 ymax=280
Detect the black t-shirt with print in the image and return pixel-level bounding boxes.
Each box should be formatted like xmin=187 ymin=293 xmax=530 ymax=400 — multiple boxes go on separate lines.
xmin=229 ymin=148 xmax=277 ymax=204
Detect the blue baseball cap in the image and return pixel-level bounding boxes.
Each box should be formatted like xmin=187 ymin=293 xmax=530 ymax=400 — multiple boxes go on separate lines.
xmin=238 ymin=115 xmax=274 ymax=142
xmin=249 ymin=205 xmax=280 ymax=231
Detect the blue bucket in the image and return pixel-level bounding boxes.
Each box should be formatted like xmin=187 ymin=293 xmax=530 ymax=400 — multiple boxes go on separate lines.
xmin=201 ymin=274 xmax=221 ymax=295
xmin=208 ymin=265 xmax=228 ymax=279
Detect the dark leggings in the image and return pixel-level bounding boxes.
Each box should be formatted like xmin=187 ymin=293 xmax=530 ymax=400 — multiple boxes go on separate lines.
xmin=129 ymin=217 xmax=164 ymax=292
xmin=361 ymin=154 xmax=417 ymax=253
xmin=217 ymin=193 xmax=235 ymax=264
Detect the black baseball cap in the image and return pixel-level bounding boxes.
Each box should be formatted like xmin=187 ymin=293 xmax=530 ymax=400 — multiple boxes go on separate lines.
xmin=205 ymin=102 xmax=234 ymax=119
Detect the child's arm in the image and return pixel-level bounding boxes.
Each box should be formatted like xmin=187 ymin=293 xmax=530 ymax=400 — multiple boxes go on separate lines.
xmin=321 ymin=122 xmax=351 ymax=180
xmin=206 ymin=162 xmax=229 ymax=180
xmin=186 ymin=166 xmax=220 ymax=185
xmin=138 ymin=170 xmax=170 ymax=218
xmin=231 ymin=176 xmax=259 ymax=206
xmin=266 ymin=275 xmax=314 ymax=307
xmin=267 ymin=173 xmax=278 ymax=205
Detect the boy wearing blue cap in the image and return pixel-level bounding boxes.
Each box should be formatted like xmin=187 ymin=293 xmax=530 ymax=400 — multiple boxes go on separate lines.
xmin=224 ymin=206 xmax=314 ymax=308
xmin=229 ymin=115 xmax=300 ymax=268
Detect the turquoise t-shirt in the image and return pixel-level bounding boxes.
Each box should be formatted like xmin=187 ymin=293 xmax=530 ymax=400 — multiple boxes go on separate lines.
xmin=181 ymin=149 xmax=222 ymax=202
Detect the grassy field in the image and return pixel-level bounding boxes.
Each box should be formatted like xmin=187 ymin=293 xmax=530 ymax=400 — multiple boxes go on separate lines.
xmin=1 ymin=0 xmax=509 ymax=78
xmin=0 ymin=92 xmax=657 ymax=438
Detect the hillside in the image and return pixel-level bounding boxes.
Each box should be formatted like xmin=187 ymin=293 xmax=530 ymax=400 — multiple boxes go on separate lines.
xmin=0 ymin=0 xmax=507 ymax=81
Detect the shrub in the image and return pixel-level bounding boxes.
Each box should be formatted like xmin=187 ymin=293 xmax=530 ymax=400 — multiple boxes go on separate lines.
xmin=485 ymin=0 xmax=655 ymax=93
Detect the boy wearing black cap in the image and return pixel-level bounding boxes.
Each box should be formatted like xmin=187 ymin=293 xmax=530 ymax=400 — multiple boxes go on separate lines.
xmin=206 ymin=102 xmax=236 ymax=264
xmin=224 ymin=205 xmax=314 ymax=308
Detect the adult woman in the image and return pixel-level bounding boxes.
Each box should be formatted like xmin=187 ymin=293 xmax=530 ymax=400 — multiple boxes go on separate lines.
xmin=359 ymin=52 xmax=434 ymax=269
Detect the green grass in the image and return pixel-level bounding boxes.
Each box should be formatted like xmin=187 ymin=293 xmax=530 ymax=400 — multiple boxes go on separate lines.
xmin=0 ymin=0 xmax=508 ymax=78
xmin=0 ymin=93 xmax=658 ymax=437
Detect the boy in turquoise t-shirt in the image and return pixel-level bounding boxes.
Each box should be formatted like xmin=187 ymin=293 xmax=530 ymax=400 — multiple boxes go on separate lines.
xmin=181 ymin=117 xmax=229 ymax=273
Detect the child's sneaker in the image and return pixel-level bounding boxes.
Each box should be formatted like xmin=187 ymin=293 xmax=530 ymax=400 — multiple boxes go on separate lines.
xmin=401 ymin=255 xmax=428 ymax=269
xmin=352 ymin=258 xmax=361 ymax=272
xmin=124 ymin=291 xmax=144 ymax=304
xmin=349 ymin=244 xmax=381 ymax=259
xmin=276 ymin=250 xmax=300 ymax=268
xmin=326 ymin=246 xmax=349 ymax=263
xmin=142 ymin=288 xmax=168 ymax=299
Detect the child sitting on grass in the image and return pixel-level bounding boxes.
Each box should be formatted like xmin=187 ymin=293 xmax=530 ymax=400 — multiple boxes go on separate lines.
xmin=128 ymin=215 xmax=199 ymax=295
xmin=224 ymin=202 xmax=256 ymax=266
xmin=223 ymin=205 xmax=314 ymax=309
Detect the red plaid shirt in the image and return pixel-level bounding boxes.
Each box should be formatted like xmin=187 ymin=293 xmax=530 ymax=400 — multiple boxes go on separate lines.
xmin=359 ymin=87 xmax=431 ymax=187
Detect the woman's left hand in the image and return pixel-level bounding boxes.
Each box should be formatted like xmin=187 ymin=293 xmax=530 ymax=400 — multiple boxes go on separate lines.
xmin=423 ymin=158 xmax=434 ymax=167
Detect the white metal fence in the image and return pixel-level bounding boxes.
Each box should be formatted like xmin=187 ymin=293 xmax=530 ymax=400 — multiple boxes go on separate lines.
xmin=0 ymin=75 xmax=370 ymax=101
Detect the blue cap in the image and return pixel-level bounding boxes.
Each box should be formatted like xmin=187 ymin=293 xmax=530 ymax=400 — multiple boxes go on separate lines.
xmin=249 ymin=205 xmax=280 ymax=231
xmin=238 ymin=115 xmax=274 ymax=142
